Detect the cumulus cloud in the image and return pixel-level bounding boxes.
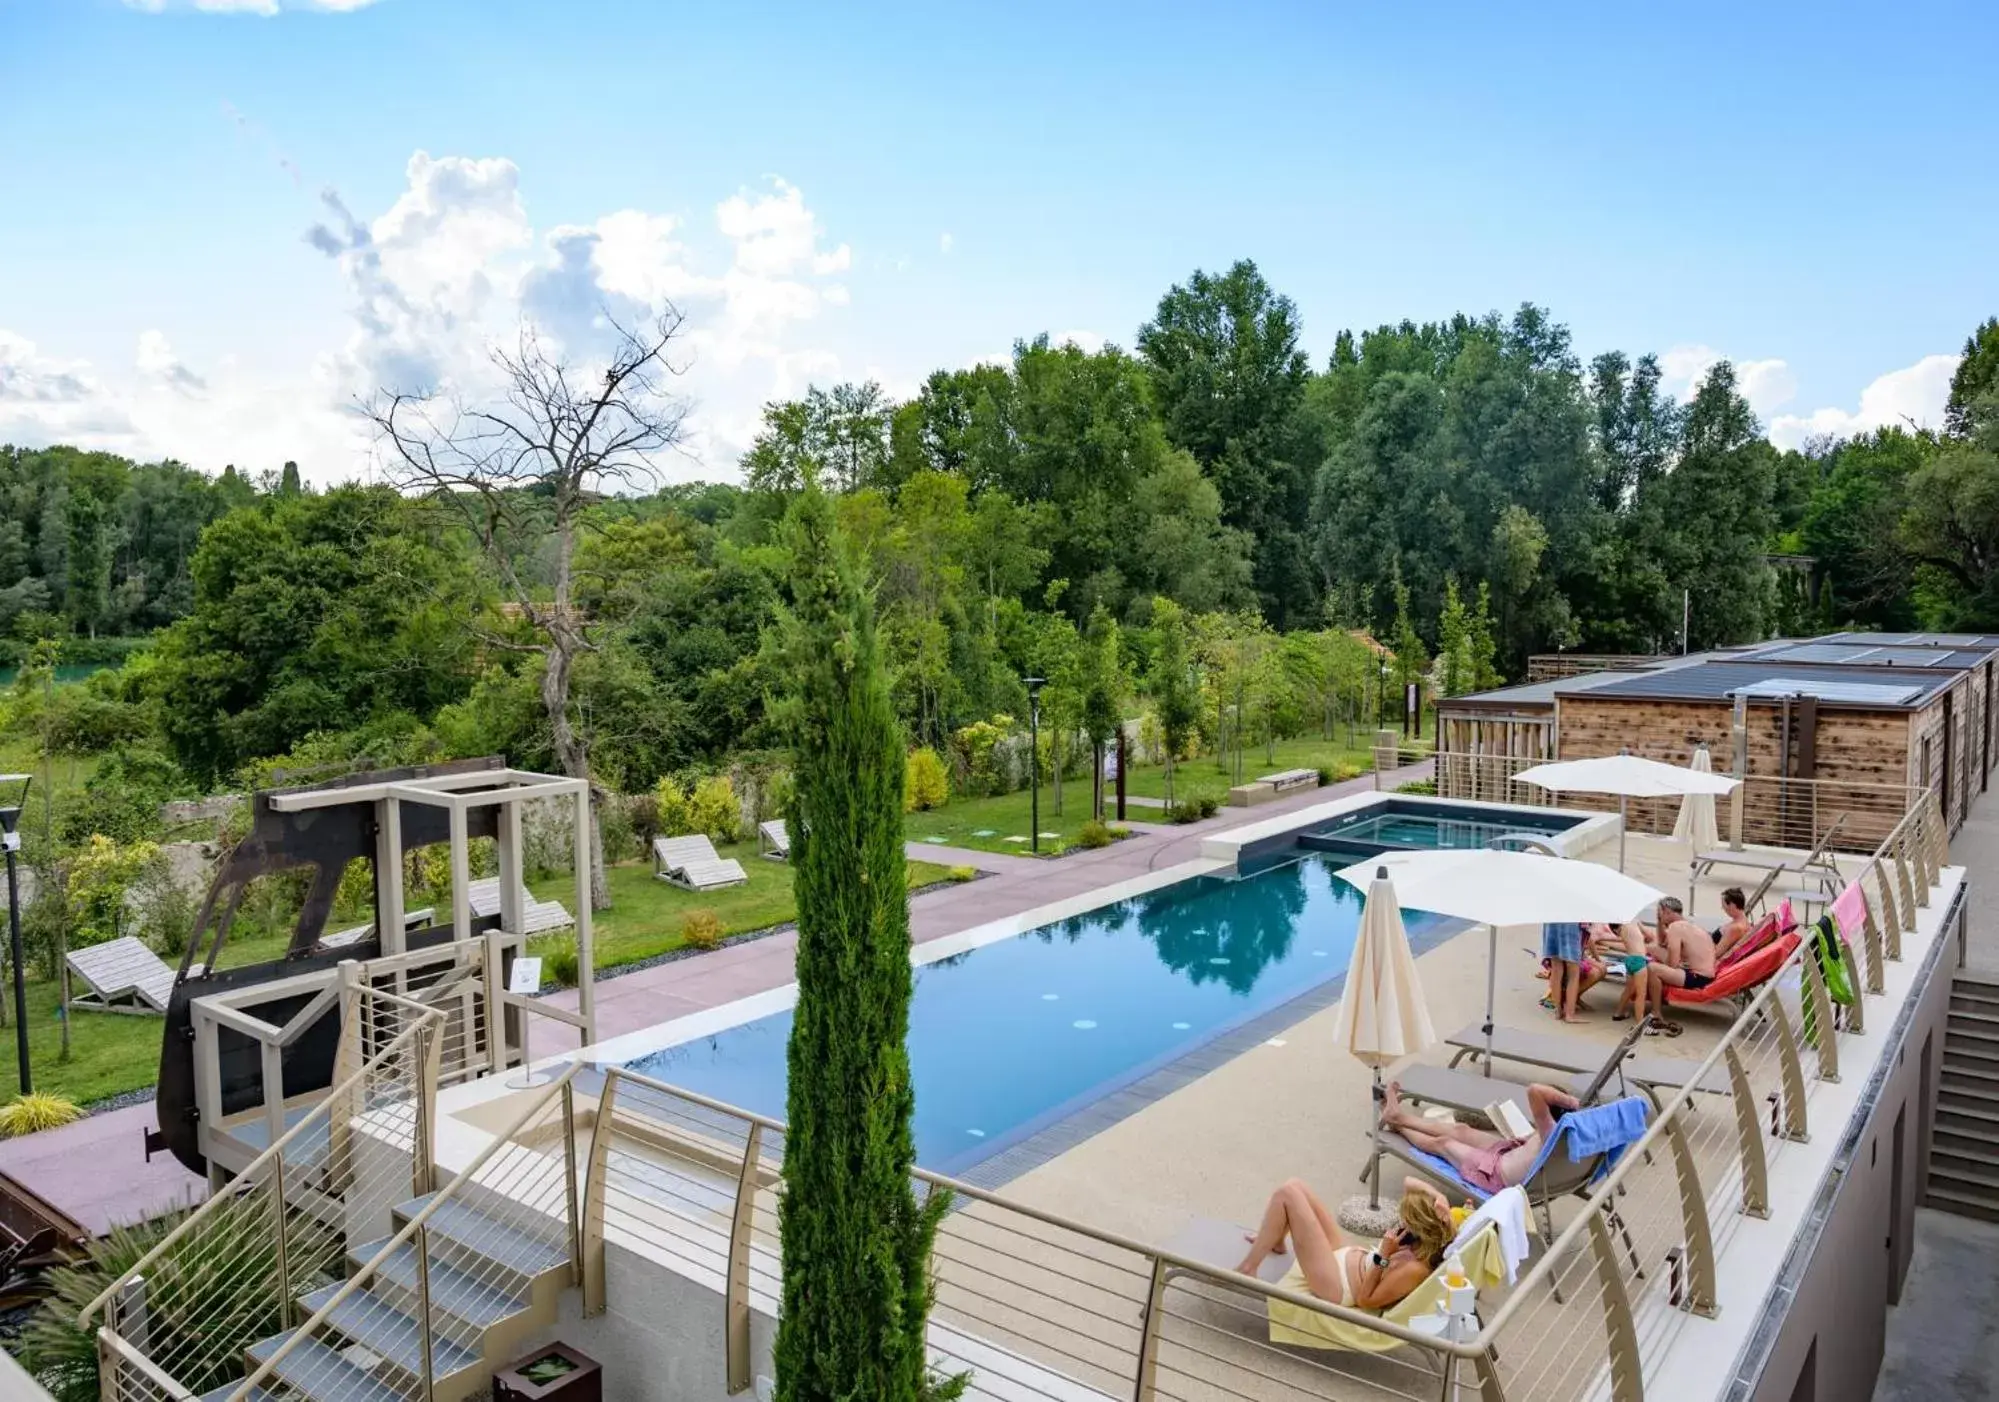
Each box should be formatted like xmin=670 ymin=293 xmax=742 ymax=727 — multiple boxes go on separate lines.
xmin=940 ymin=232 xmax=954 ymax=255
xmin=1767 ymin=354 xmax=1961 ymax=450
xmin=1658 ymin=344 xmax=1798 ymax=419
xmin=136 ymin=330 xmax=207 ymax=395
xmin=7 ymin=157 xmax=856 ymax=482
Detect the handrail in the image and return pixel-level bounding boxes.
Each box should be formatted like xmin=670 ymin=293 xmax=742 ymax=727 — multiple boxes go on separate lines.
xmin=225 ymin=1060 xmax=584 ymax=1402
xmin=75 ymin=1005 xmax=443 ymax=1330
xmin=597 ymin=1064 xmax=1488 ymax=1359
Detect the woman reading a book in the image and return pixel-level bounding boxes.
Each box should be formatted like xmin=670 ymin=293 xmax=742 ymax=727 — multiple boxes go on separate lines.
xmin=1377 ymin=1080 xmax=1580 ymax=1193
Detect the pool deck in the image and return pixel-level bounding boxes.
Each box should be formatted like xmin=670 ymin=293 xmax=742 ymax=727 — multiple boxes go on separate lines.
xmin=0 ymin=760 xmax=1435 ymax=1234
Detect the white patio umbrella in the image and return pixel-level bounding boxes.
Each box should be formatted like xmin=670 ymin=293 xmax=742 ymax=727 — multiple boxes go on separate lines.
xmin=1670 ymin=745 xmax=1722 ymax=853
xmin=1335 ymin=849 xmax=1664 ymax=1074
xmin=1514 ymin=753 xmax=1740 ymax=871
xmin=1333 ymin=867 xmax=1438 ymax=1204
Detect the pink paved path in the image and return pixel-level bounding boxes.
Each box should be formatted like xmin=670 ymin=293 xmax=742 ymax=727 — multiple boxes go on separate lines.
xmin=0 ymin=764 xmax=1430 ymax=1231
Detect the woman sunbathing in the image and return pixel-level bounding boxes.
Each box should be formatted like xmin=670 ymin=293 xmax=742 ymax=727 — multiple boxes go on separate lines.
xmin=1235 ymin=1176 xmax=1454 ymax=1310
xmin=1378 ymin=1080 xmax=1579 ymax=1192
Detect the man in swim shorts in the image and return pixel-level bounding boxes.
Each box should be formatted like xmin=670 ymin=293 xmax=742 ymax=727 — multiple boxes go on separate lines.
xmin=1648 ymin=896 xmax=1718 ymax=1007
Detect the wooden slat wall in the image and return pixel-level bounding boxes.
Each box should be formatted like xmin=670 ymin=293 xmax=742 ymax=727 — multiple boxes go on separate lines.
xmin=1554 ymin=695 xmax=1915 ymax=850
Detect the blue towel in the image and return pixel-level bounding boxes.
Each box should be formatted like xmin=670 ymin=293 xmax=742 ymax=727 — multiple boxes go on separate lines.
xmin=1559 ymin=1097 xmax=1650 ymax=1166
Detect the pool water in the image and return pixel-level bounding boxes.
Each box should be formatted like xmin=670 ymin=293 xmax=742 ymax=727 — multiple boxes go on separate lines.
xmin=1331 ymin=812 xmax=1559 ymax=849
xmin=623 ymin=853 xmax=1454 ymax=1176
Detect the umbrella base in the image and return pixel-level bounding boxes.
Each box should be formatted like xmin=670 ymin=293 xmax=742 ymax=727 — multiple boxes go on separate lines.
xmin=1337 ymin=1195 xmax=1403 ymax=1238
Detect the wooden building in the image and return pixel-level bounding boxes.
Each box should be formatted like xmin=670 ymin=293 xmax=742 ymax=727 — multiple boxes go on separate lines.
xmin=1437 ymin=632 xmax=1999 ymax=846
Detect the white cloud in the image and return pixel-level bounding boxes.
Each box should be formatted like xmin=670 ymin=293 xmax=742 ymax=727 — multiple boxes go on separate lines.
xmin=136 ymin=330 xmax=207 ymax=395
xmin=939 ymin=232 xmax=954 ymax=255
xmin=7 ymin=158 xmax=856 ymax=483
xmin=1767 ymin=354 xmax=1961 ymax=450
xmin=1658 ymin=343 xmax=1798 ymax=419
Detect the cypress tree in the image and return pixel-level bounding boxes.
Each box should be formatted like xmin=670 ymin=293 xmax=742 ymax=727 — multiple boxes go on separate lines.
xmin=772 ymin=489 xmax=959 ymax=1402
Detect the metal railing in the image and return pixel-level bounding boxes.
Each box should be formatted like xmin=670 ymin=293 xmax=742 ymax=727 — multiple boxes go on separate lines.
xmin=1434 ymin=751 xmax=1926 ymax=855
xmin=579 ymin=787 xmax=1955 ymax=1402
xmin=83 ymin=960 xmax=586 ymax=1402
xmin=84 ymin=984 xmax=443 ymax=1400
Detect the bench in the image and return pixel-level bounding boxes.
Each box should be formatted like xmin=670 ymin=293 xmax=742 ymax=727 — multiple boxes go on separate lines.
xmin=1258 ymin=768 xmax=1320 ymax=794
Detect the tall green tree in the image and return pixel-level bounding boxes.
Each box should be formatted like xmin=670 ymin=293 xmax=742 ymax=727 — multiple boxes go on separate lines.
xmin=1654 ymin=361 xmax=1777 ymax=648
xmin=772 ymin=488 xmax=957 ymax=1402
xmin=1078 ymin=605 xmax=1124 ymax=817
xmin=1138 ymin=260 xmax=1315 ymax=622
xmin=1947 ymin=318 xmax=1999 ymax=440
xmin=1147 ymin=597 xmax=1201 ymax=804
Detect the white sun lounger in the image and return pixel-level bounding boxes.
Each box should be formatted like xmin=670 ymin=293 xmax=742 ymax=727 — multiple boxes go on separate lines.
xmin=758 ymin=819 xmax=791 ymax=861
xmin=668 ymin=857 xmax=749 ymax=891
xmin=64 ymin=937 xmax=176 ymax=1015
xmin=654 ymin=834 xmax=719 ymax=876
xmin=466 ymin=877 xmax=573 ymax=934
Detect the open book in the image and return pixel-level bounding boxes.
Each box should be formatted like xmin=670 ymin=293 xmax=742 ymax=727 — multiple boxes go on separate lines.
xmin=1486 ymin=1098 xmax=1534 ymax=1141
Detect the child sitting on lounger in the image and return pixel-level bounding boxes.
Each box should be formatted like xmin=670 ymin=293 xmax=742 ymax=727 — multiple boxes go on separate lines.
xmin=1235 ymin=1176 xmax=1455 ymax=1310
xmin=1378 ymin=1080 xmax=1580 ymax=1193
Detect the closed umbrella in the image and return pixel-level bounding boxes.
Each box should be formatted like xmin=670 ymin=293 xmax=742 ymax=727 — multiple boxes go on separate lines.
xmin=1333 ymin=867 xmax=1437 ymax=1203
xmin=1671 ymin=745 xmax=1722 ymax=853
xmin=1514 ymin=754 xmax=1740 ymax=871
xmin=1335 ymin=849 xmax=1664 ymax=1073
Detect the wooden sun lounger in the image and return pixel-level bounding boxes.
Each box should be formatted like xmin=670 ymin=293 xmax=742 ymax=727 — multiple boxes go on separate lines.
xmin=758 ymin=819 xmax=791 ymax=861
xmin=467 ymin=877 xmax=573 ymax=934
xmin=1442 ymin=1023 xmax=1728 ymax=1103
xmin=64 ymin=936 xmax=176 ymax=1015
xmin=666 ymin=857 xmax=749 ymax=891
xmin=654 ymin=834 xmax=719 ymax=876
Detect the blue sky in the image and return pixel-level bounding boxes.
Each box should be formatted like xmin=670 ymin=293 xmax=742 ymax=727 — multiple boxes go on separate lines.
xmin=3 ymin=0 xmax=1995 ymax=481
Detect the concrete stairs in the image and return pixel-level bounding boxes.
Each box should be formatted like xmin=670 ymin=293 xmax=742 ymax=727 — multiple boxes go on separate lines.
xmin=200 ymin=1193 xmax=571 ymax=1402
xmin=1928 ymin=974 xmax=1999 ymax=1222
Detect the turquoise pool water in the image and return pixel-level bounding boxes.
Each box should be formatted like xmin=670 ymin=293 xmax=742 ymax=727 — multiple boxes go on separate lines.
xmin=624 ymin=852 xmax=1454 ymax=1175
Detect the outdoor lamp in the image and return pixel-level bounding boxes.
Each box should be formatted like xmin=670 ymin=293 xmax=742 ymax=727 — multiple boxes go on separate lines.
xmin=1025 ymin=677 xmax=1046 ymax=854
xmin=1 ymin=774 xmax=31 ymax=1095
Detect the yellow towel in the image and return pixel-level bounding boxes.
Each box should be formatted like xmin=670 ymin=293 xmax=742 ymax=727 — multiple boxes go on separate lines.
xmin=1266 ymin=1225 xmax=1503 ymax=1352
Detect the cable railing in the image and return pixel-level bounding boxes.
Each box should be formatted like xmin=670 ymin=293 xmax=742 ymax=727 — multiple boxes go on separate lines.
xmin=580 ymin=786 xmax=1955 ymax=1402
xmin=82 ymin=984 xmax=443 ymax=1400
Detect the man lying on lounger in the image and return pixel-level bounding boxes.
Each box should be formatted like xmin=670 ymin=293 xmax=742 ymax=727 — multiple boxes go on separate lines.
xmin=1647 ymin=896 xmax=1719 ymax=999
xmin=1377 ymin=1080 xmax=1580 ymax=1193
xmin=1713 ymin=887 xmax=1753 ymax=962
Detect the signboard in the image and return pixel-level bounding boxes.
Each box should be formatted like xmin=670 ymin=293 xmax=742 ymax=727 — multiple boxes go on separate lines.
xmin=508 ymin=956 xmax=543 ymax=996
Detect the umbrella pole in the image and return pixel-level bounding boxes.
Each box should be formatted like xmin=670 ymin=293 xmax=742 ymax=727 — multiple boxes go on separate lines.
xmin=1619 ymin=794 xmax=1628 ymax=872
xmin=1483 ymin=923 xmax=1497 ymax=1078
xmin=1369 ymin=1069 xmax=1384 ymax=1207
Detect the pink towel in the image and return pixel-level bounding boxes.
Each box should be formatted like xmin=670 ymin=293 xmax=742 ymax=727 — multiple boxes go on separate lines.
xmin=1830 ymin=882 xmax=1868 ymax=941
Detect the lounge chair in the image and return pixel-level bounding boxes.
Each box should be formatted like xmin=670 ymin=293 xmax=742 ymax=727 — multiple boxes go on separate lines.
xmin=758 ymin=819 xmax=791 ymax=861
xmin=1667 ymin=931 xmax=1801 ymax=1010
xmin=465 ymin=877 xmax=573 ymax=933
xmin=1159 ymin=1217 xmax=1505 ymax=1361
xmin=64 ymin=936 xmax=175 ymax=1015
xmin=1442 ymin=1024 xmax=1729 ymax=1107
xmin=1367 ymin=1099 xmax=1648 ymax=1284
xmin=652 ymin=835 xmax=749 ymax=891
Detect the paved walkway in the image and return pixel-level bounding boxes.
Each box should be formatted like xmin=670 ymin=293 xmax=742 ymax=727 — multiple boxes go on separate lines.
xmin=0 ymin=763 xmax=1431 ymax=1232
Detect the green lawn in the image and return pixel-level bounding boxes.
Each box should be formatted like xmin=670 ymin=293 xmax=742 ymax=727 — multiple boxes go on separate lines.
xmin=1120 ymin=735 xmax=1378 ymax=804
xmin=903 ymin=787 xmax=1116 ymax=856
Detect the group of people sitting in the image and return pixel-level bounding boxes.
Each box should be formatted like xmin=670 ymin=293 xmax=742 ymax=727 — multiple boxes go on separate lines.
xmin=1537 ymin=887 xmax=1756 ymax=1037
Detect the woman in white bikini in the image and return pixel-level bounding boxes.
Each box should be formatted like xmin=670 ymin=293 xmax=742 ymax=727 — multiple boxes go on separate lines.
xmin=1234 ymin=1175 xmax=1455 ymax=1309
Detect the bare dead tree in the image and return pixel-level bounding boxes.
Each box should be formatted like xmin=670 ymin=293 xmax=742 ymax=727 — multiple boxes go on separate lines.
xmin=365 ymin=310 xmax=689 ymax=909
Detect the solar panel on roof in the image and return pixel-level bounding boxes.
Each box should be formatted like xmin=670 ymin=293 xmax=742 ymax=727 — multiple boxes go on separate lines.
xmin=1771 ymin=643 xmax=1878 ymax=663
xmin=1731 ymin=677 xmax=1923 ymax=705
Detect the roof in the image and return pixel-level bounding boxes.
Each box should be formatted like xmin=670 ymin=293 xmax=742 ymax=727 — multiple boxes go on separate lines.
xmin=1819 ymin=631 xmax=1999 ymax=652
xmin=1741 ymin=640 xmax=1998 ymax=670
xmin=1575 ymin=659 xmax=1957 ymax=710
xmin=1436 ymin=669 xmax=1652 ymax=713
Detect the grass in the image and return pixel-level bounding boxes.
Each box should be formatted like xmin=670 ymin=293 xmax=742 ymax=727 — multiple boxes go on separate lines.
xmin=903 ymin=786 xmax=1112 ymax=856
xmin=1118 ymin=734 xmax=1379 ymax=804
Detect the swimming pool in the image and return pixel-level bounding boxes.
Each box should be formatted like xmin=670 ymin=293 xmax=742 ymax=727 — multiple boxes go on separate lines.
xmin=622 ymin=851 xmax=1456 ymax=1176
xmin=1295 ymin=797 xmax=1582 ymax=862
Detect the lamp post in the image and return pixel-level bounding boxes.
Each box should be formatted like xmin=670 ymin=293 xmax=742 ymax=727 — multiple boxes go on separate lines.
xmin=1025 ymin=677 xmax=1046 ymax=854
xmin=1 ymin=774 xmax=31 ymax=1096
xmin=1377 ymin=659 xmax=1389 ymax=728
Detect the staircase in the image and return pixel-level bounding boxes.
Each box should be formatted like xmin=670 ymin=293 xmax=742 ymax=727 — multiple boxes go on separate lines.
xmin=1927 ymin=973 xmax=1999 ymax=1221
xmin=193 ymin=1190 xmax=573 ymax=1402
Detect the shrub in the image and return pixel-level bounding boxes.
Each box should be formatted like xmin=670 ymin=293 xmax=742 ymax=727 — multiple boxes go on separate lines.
xmin=904 ymin=747 xmax=949 ymax=812
xmin=1167 ymin=795 xmax=1221 ymax=824
xmin=948 ymin=716 xmax=1016 ymax=797
xmin=682 ymin=908 xmax=727 ymax=951
xmin=1316 ymin=766 xmax=1335 ymax=788
xmin=1396 ymin=779 xmax=1439 ymax=796
xmin=596 ymin=795 xmax=638 ymax=865
xmin=133 ymin=854 xmax=199 ymax=960
xmin=65 ymin=834 xmax=160 ymax=948
xmin=1075 ymin=819 xmax=1114 ymax=849
xmin=626 ymin=792 xmax=662 ymax=849
xmin=654 ymin=775 xmax=694 ymax=838
xmin=689 ymin=775 xmax=742 ymax=844
xmin=530 ymin=934 xmax=579 ymax=988
xmin=0 ymin=1093 xmax=81 ymax=1138
xmin=946 ymin=865 xmax=978 ymax=883
xmin=1106 ymin=824 xmax=1130 ymax=840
